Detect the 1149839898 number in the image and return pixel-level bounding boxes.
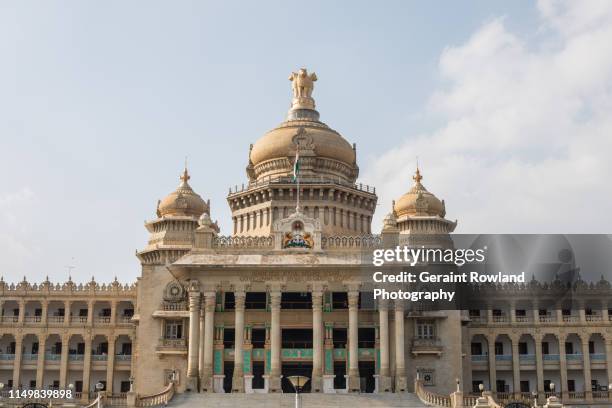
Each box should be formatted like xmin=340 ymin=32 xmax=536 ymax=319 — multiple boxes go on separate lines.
xmin=8 ymin=389 xmax=73 ymax=399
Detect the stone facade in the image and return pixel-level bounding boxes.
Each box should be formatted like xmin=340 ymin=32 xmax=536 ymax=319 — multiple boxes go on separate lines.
xmin=0 ymin=70 xmax=610 ymax=408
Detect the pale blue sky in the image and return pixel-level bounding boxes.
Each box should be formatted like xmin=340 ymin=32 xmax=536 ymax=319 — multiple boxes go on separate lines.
xmin=2 ymin=1 xmax=611 ymax=283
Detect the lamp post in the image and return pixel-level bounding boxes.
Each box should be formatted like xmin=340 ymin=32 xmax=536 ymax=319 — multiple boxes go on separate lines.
xmin=95 ymin=382 xmax=104 ymax=408
xmin=129 ymin=377 xmax=135 ymax=392
xmin=287 ymin=376 xmax=309 ymax=408
xmin=0 ymin=382 xmax=4 ymax=408
xmin=532 ymin=390 xmax=538 ymax=408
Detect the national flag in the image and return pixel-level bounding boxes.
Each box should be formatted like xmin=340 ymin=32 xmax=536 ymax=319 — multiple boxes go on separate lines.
xmin=293 ymin=149 xmax=300 ymax=181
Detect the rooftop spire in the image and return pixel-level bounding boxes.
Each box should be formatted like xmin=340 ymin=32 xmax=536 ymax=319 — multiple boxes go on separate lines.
xmin=287 ymin=68 xmax=320 ymax=121
xmin=180 ymin=166 xmax=191 ymax=186
xmin=413 ymin=166 xmax=423 ymax=184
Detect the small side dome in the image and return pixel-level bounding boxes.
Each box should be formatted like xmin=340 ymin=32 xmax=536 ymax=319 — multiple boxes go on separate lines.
xmin=393 ymin=168 xmax=446 ymax=218
xmin=158 ymin=168 xmax=208 ymax=217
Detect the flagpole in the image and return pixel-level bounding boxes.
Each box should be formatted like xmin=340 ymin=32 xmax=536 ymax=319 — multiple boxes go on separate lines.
xmin=295 ymin=145 xmax=300 ymax=213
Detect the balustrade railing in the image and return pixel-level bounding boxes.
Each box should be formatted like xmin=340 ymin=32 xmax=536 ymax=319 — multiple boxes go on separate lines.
xmin=228 ymin=176 xmax=376 ymax=195
xmin=213 ymin=235 xmax=274 ymax=249
xmin=321 ymin=235 xmax=381 ymax=249
xmin=414 ymin=379 xmax=451 ymax=407
xmin=137 ymin=382 xmax=175 ymax=407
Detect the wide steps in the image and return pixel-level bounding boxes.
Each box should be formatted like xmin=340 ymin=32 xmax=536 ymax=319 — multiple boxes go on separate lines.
xmin=168 ymin=392 xmax=428 ymax=408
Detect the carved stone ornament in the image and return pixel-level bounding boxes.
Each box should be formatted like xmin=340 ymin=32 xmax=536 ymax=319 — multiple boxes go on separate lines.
xmin=291 ymin=127 xmax=315 ymax=151
xmin=272 ymin=209 xmax=322 ymax=251
xmin=163 ymin=281 xmax=186 ymax=302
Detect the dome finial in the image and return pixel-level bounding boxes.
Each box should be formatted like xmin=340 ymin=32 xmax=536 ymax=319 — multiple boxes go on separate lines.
xmin=180 ymin=158 xmax=191 ymax=186
xmin=413 ymin=166 xmax=423 ymax=184
xmin=287 ymin=68 xmax=319 ymax=120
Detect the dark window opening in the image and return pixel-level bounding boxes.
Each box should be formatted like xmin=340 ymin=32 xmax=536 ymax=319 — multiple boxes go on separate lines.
xmin=120 ymin=381 xmax=131 ymax=393
xmin=518 ymin=342 xmax=528 ymax=355
xmin=251 ymin=328 xmax=266 ymax=349
xmin=589 ymin=341 xmax=595 ymax=354
xmin=565 ymin=342 xmax=574 ymax=355
xmin=515 ymin=309 xmax=526 ymax=317
xmin=332 ymin=292 xmax=348 ymax=309
xmin=520 ymin=381 xmax=530 ymax=392
xmin=358 ymin=328 xmax=375 ymax=348
xmin=223 ymin=329 xmax=235 ymax=349
xmin=562 ymin=309 xmax=571 ymax=316
xmin=224 ymin=292 xmax=235 ymax=310
xmin=282 ymin=329 xmax=312 ymax=348
xmin=333 ymin=328 xmax=347 ymax=349
xmin=471 ymin=342 xmax=483 ymax=355
xmin=494 ymin=342 xmax=504 ymax=355
xmin=542 ymin=342 xmax=549 ymax=355
xmin=281 ymin=292 xmax=311 ymax=309
xmin=469 ymin=310 xmax=481 ymax=317
xmin=245 ymin=292 xmax=267 ymax=310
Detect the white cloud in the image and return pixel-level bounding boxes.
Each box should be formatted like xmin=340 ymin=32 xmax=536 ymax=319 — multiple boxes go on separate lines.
xmin=364 ymin=1 xmax=612 ymax=233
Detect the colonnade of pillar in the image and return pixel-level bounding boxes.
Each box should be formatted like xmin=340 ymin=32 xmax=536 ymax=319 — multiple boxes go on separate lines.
xmin=185 ymin=288 xmax=408 ymax=393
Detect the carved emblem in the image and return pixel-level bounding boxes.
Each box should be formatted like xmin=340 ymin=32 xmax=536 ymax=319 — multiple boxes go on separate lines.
xmin=283 ymin=220 xmax=313 ymax=249
xmin=163 ymin=281 xmax=186 ymax=302
xmin=292 ymin=127 xmax=315 ymax=151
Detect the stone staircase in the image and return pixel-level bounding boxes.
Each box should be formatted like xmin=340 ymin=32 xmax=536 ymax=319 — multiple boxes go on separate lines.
xmin=168 ymin=392 xmax=429 ymax=408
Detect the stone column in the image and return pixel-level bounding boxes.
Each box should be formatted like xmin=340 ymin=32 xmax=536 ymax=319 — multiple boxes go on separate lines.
xmin=558 ymin=333 xmax=568 ymax=400
xmin=378 ymin=299 xmax=391 ymax=392
xmin=534 ymin=334 xmax=544 ymax=397
xmin=87 ymin=300 xmax=94 ymax=326
xmin=580 ymin=334 xmax=592 ymax=401
xmin=232 ymin=290 xmax=246 ymax=392
xmin=18 ymin=299 xmax=25 ymax=324
xmin=311 ymin=289 xmax=324 ymax=392
xmin=201 ymin=291 xmax=216 ymax=392
xmin=187 ymin=285 xmax=201 ymax=388
xmin=511 ymin=335 xmax=520 ymax=397
xmin=487 ymin=334 xmax=497 ymax=393
xmin=64 ymin=300 xmax=70 ymax=325
xmin=12 ymin=334 xmax=23 ymax=388
xmin=110 ymin=301 xmax=117 ymax=324
xmin=41 ymin=300 xmax=48 ymax=325
xmin=36 ymin=336 xmax=46 ymax=388
xmin=198 ymin=306 xmax=205 ymax=382
xmin=82 ymin=334 xmax=93 ymax=396
xmin=269 ymin=290 xmax=282 ymax=392
xmin=59 ymin=333 xmax=69 ymax=387
xmin=106 ymin=335 xmax=116 ymax=393
xmin=394 ymin=299 xmax=407 ymax=392
xmin=347 ymin=289 xmax=360 ymax=392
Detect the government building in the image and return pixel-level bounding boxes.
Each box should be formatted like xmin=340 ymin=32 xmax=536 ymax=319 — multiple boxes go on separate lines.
xmin=1 ymin=70 xmax=611 ymax=407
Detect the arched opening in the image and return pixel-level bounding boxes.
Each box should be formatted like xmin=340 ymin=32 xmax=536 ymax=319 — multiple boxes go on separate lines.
xmin=23 ymin=301 xmax=42 ymax=323
xmin=0 ymin=333 xmax=16 ymax=388
xmin=114 ymin=335 xmax=133 ymax=394
xmin=517 ymin=334 xmax=536 ymax=394
xmin=0 ymin=301 xmax=19 ymax=323
xmin=589 ymin=333 xmax=607 ymax=394
xmin=44 ymin=334 xmax=62 ymax=389
xmin=470 ymin=334 xmax=489 ymax=393
xmin=494 ymin=334 xmax=513 ymax=394
xmin=69 ymin=301 xmax=89 ymax=324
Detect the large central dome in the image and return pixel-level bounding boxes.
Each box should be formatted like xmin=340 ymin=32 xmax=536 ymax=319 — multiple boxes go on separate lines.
xmin=248 ymin=69 xmax=358 ymax=183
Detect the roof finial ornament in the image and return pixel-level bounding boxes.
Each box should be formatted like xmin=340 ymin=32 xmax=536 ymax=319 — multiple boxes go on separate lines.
xmin=180 ymin=158 xmax=191 ymax=186
xmin=413 ymin=163 xmax=423 ymax=185
xmin=288 ymin=68 xmax=318 ymax=111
